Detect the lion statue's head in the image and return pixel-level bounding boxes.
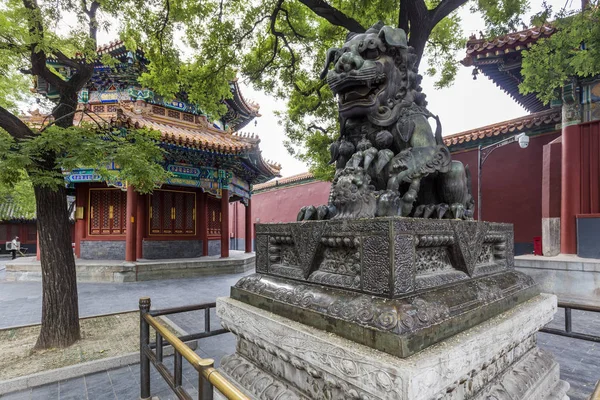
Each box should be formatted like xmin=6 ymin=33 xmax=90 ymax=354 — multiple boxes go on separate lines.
xmin=320 ymin=22 xmax=426 ymax=124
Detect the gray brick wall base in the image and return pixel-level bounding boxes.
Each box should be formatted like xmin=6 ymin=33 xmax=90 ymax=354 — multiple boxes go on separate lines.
xmin=142 ymin=240 xmax=203 ymax=259
xmin=208 ymin=240 xmax=221 ymax=256
xmin=80 ymin=241 xmax=125 ymax=260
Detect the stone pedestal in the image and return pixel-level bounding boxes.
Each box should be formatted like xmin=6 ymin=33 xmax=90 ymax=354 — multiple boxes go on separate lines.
xmin=216 ymin=217 xmax=568 ymax=399
xmin=216 ymin=295 xmax=569 ymax=400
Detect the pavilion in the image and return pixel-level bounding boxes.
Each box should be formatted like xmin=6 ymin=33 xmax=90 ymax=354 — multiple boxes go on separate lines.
xmin=23 ymin=41 xmax=281 ymax=263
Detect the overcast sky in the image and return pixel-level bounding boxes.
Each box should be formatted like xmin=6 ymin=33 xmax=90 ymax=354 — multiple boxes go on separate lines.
xmin=234 ymin=0 xmax=577 ymax=178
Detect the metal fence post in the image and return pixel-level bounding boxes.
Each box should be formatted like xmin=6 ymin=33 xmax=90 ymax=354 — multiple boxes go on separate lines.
xmin=204 ymin=308 xmax=211 ymax=333
xmin=565 ymin=307 xmax=572 ymax=333
xmin=199 ymin=375 xmax=214 ymax=400
xmin=140 ymin=297 xmax=151 ymax=400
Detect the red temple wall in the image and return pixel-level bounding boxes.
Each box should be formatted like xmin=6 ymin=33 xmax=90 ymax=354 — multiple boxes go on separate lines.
xmin=229 ymin=181 xmax=331 ymax=242
xmin=450 ymin=131 xmax=560 ymax=253
xmin=231 ymin=132 xmax=560 ymax=254
xmin=0 ymin=222 xmax=38 ymax=254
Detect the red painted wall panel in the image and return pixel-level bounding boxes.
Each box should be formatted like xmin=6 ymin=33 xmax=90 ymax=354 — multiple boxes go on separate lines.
xmin=452 ymin=132 xmax=560 ymax=244
xmin=230 ymin=181 xmax=331 ymax=240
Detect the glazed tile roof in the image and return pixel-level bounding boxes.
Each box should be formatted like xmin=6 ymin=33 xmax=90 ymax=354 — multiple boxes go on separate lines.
xmin=463 ymin=25 xmax=556 ymax=66
xmin=0 ymin=196 xmax=75 ymax=222
xmin=20 ymin=105 xmax=282 ymax=176
xmin=115 ymin=107 xmax=255 ymax=154
xmin=443 ymin=109 xmax=561 ymax=147
xmin=0 ymin=198 xmax=36 ymax=222
xmin=253 ymin=172 xmax=316 ymax=191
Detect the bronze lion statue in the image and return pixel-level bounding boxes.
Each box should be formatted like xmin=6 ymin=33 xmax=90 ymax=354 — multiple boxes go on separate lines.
xmin=298 ymin=21 xmax=474 ymax=221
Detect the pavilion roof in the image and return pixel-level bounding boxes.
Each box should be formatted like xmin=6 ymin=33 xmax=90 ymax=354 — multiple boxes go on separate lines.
xmin=0 ymin=197 xmax=36 ymax=223
xmin=463 ymin=25 xmax=556 ymax=67
xmin=462 ymin=25 xmax=556 ymax=113
xmin=40 ymin=40 xmax=261 ymax=132
xmin=443 ymin=108 xmax=561 ymax=148
xmin=20 ymin=104 xmax=282 ymax=181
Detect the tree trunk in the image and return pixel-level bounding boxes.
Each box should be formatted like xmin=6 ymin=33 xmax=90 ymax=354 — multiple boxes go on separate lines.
xmin=34 ymin=182 xmax=80 ymax=349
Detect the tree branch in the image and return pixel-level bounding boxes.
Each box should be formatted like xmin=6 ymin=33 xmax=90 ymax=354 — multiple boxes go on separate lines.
xmin=307 ymin=123 xmax=329 ymax=134
xmin=0 ymin=106 xmax=35 ymax=140
xmin=22 ymin=0 xmax=64 ymax=90
xmin=429 ymin=0 xmax=468 ymax=26
xmin=280 ymin=7 xmax=306 ymax=39
xmin=66 ymin=0 xmax=99 ymax=93
xmin=51 ymin=50 xmax=81 ymax=69
xmin=297 ymin=0 xmax=365 ymax=32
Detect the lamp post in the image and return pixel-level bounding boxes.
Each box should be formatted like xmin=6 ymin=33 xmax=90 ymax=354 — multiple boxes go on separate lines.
xmin=477 ymin=133 xmax=530 ymax=221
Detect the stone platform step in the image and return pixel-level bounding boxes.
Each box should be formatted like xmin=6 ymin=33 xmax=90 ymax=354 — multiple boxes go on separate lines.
xmin=5 ymin=251 xmax=255 ymax=282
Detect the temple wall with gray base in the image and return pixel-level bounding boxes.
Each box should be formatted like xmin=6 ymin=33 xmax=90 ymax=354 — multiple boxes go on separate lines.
xmin=216 ymin=295 xmax=568 ymax=400
xmin=80 ymin=240 xmax=125 ymax=260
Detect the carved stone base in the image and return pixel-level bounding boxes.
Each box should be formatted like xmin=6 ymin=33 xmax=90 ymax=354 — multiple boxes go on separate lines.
xmin=216 ymin=294 xmax=569 ymax=400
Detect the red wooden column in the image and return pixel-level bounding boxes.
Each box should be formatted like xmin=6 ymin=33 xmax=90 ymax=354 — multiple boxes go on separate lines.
xmin=200 ymin=192 xmax=208 ymax=256
xmin=125 ymin=186 xmax=138 ymax=262
xmin=136 ymin=194 xmax=146 ymax=260
xmin=245 ymin=199 xmax=252 ymax=253
xmin=221 ymin=189 xmax=230 ymax=258
xmin=74 ymin=184 xmax=87 ymax=258
xmin=561 ymin=124 xmax=581 ymax=254
xmin=36 ymin=232 xmax=40 ymax=261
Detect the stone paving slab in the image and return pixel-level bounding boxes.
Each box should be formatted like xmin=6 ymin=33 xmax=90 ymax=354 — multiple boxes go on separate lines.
xmin=0 ymin=260 xmax=250 ymax=329
xmin=1 ymin=258 xmax=598 ymax=400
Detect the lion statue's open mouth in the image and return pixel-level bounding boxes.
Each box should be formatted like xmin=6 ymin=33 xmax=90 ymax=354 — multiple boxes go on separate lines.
xmin=327 ymin=66 xmax=387 ymax=111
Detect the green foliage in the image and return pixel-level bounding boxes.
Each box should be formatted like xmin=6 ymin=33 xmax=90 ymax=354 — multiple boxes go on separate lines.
xmin=0 ymin=0 xmax=531 ymax=185
xmin=0 ymin=171 xmax=36 ymax=219
xmin=0 ymin=122 xmax=169 ymax=194
xmin=474 ymin=0 xmax=530 ymax=36
xmin=198 ymin=0 xmax=528 ymax=179
xmin=520 ymin=3 xmax=600 ymax=104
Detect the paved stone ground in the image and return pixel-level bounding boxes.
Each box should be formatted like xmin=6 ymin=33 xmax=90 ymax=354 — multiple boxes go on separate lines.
xmin=0 ymin=259 xmax=251 ymax=329
xmin=1 ymin=260 xmax=599 ymax=399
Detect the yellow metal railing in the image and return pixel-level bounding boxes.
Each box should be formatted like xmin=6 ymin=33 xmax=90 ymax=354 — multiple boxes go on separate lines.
xmin=139 ymin=297 xmax=248 ymax=400
xmin=591 ymin=379 xmax=600 ymax=400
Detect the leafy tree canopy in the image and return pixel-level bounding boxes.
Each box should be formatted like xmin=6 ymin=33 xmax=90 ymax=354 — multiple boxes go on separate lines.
xmin=520 ymin=1 xmax=600 ymax=105
xmin=142 ymin=0 xmax=528 ymax=181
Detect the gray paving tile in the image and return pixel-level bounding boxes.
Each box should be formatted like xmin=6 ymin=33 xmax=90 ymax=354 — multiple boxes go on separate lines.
xmin=58 ymin=377 xmax=86 ymax=400
xmin=0 ymin=390 xmax=31 ymax=400
xmin=83 ymin=372 xmax=115 ymax=400
xmin=30 ymin=384 xmax=58 ymax=400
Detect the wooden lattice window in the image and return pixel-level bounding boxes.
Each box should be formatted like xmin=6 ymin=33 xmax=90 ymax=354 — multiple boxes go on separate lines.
xmin=92 ymin=105 xmax=105 ymax=113
xmin=89 ymin=189 xmax=127 ymax=235
xmin=167 ymin=110 xmax=181 ymax=119
xmin=149 ymin=190 xmax=196 ymax=235
xmin=182 ymin=113 xmax=194 ymax=122
xmin=207 ymin=197 xmax=221 ymax=236
xmin=152 ymin=106 xmax=165 ymax=116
